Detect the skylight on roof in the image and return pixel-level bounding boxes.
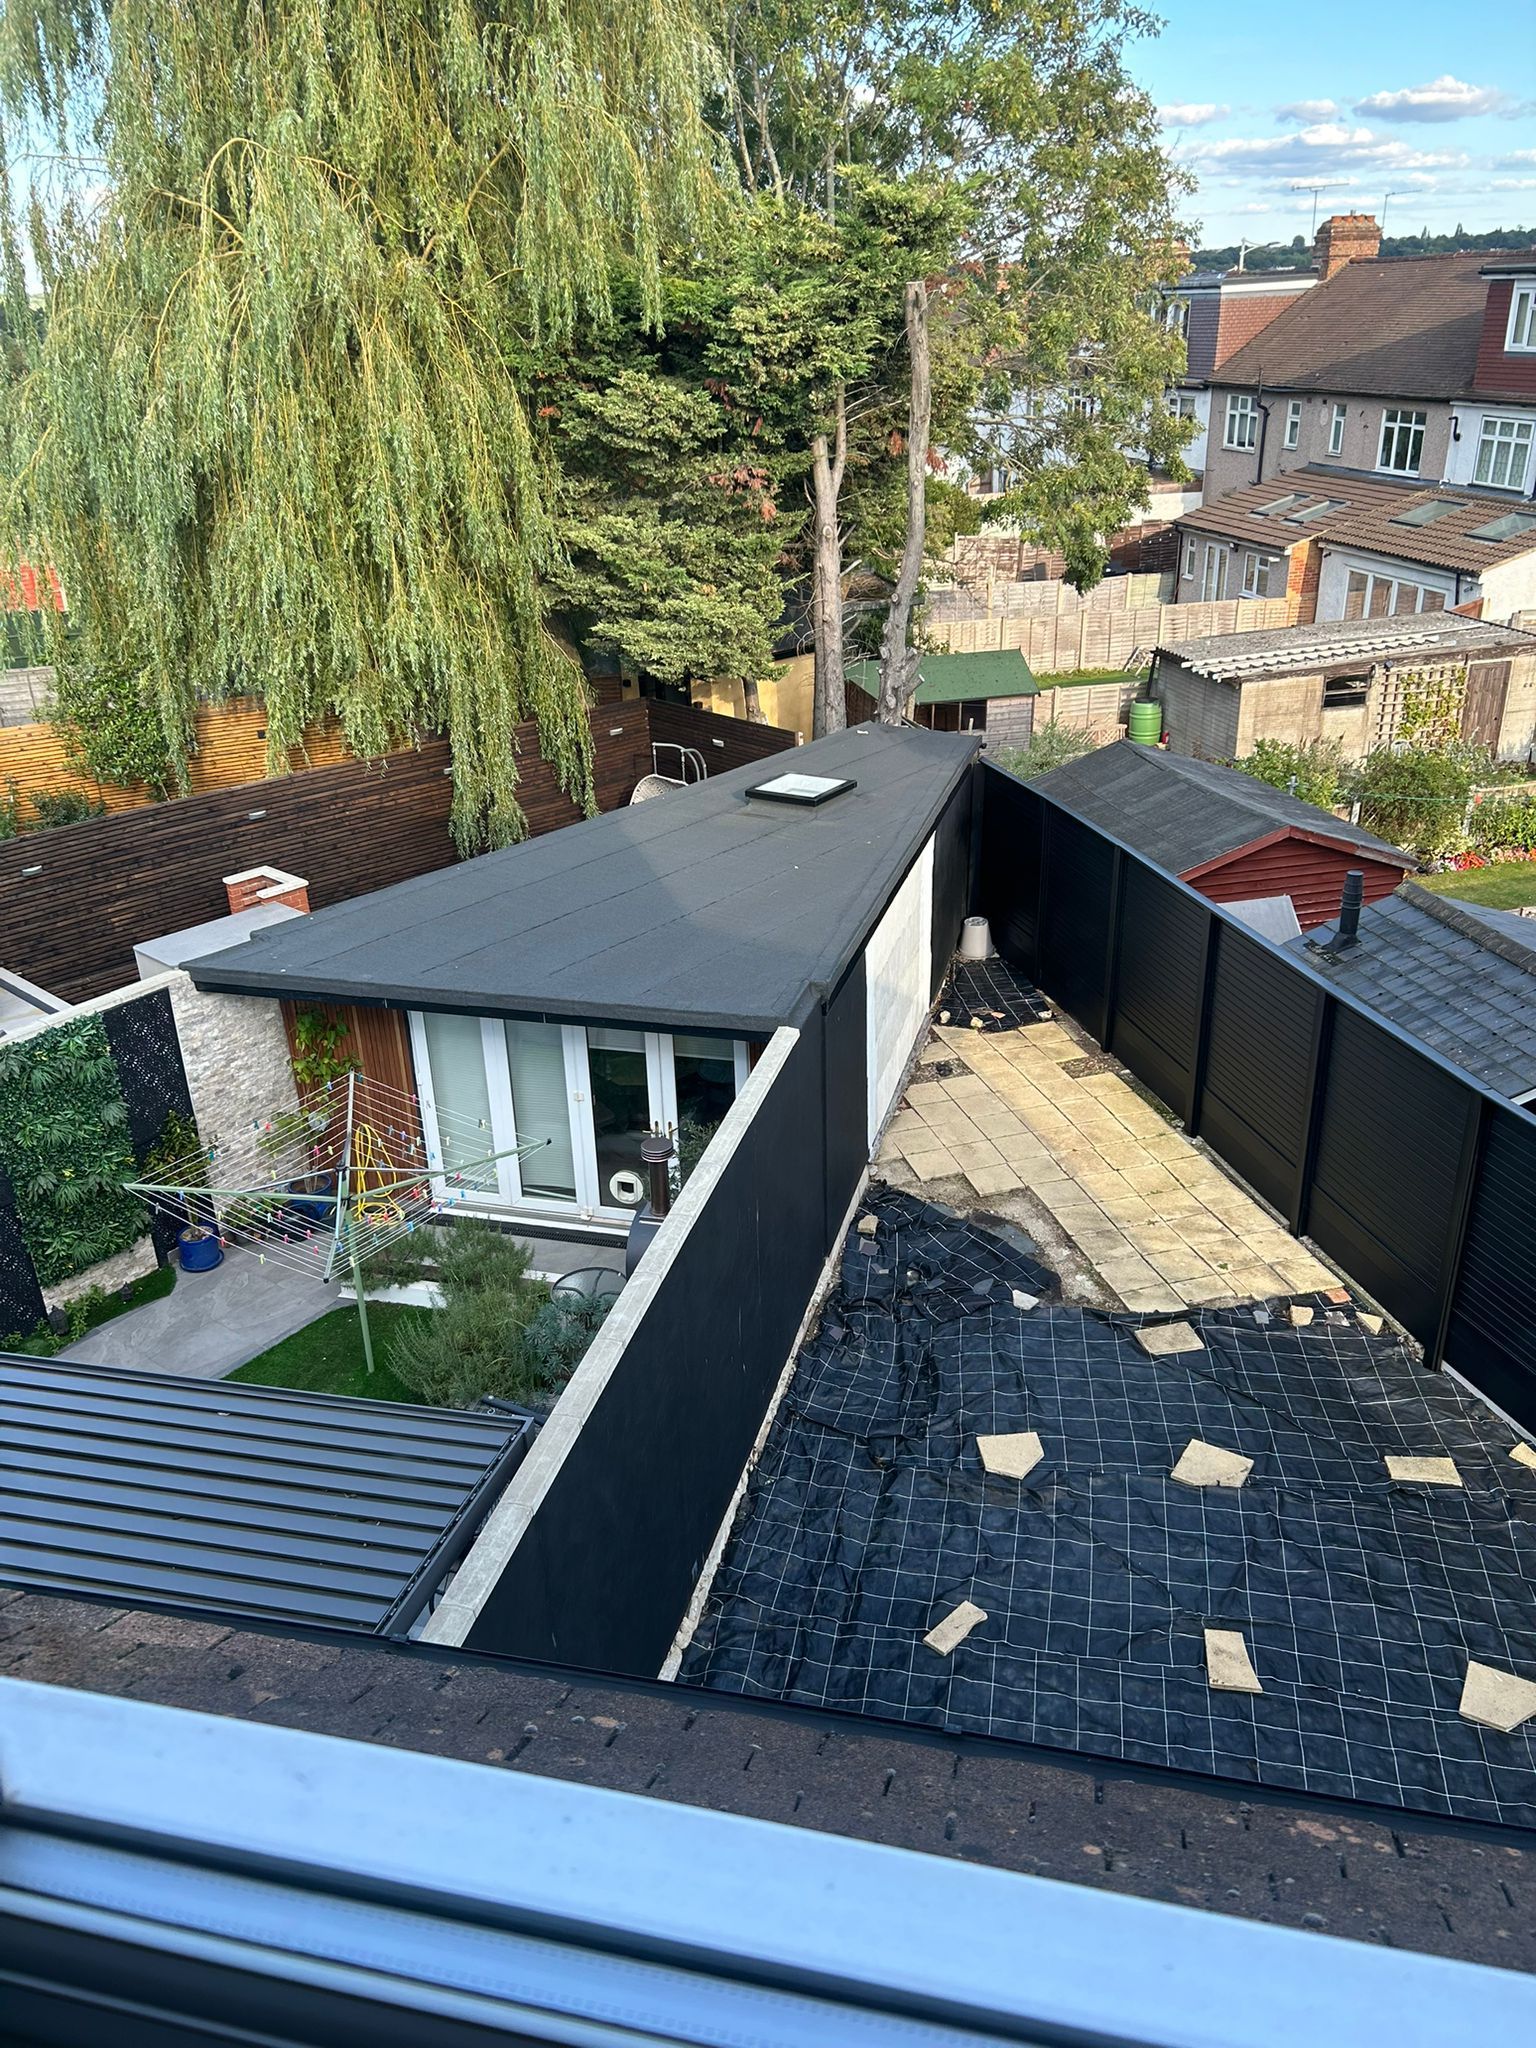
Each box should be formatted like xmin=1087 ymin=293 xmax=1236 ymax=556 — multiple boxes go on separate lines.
xmin=1466 ymin=511 xmax=1536 ymax=544
xmin=1283 ymin=498 xmax=1345 ymax=524
xmin=747 ymin=772 xmax=857 ymax=806
xmin=1390 ymin=499 xmax=1468 ymax=526
xmin=1253 ymin=493 xmax=1307 ymax=516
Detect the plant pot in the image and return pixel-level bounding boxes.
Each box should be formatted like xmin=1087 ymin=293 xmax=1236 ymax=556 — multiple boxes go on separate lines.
xmin=177 ymin=1228 xmax=224 ymax=1273
xmin=286 ymin=1172 xmax=338 ymax=1224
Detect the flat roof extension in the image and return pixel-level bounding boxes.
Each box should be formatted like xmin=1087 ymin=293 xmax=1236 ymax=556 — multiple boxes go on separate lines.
xmin=187 ymin=724 xmax=979 ymax=1035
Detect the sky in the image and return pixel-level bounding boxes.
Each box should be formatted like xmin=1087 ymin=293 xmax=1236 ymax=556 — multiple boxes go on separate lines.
xmin=1128 ymin=0 xmax=1536 ymax=249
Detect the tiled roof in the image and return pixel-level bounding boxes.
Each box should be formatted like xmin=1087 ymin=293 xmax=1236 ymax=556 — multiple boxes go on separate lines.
xmin=1288 ymin=884 xmax=1536 ymax=1100
xmin=1031 ymin=740 xmax=1411 ymax=876
xmin=1159 ymin=612 xmax=1535 ymax=682
xmin=1176 ymin=467 xmax=1415 ymax=551
xmin=1214 ymin=250 xmax=1526 ymax=399
xmin=1320 ymin=488 xmax=1536 ymax=573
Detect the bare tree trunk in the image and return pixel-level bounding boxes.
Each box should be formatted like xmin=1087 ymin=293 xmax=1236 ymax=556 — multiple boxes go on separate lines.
xmin=741 ymin=674 xmax=765 ymax=723
xmin=877 ymin=281 xmax=931 ymax=726
xmin=810 ymin=385 xmax=848 ymax=739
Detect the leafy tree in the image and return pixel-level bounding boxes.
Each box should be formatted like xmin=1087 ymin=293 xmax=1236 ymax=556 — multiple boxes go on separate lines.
xmin=994 ymin=722 xmax=1096 ymax=780
xmin=1232 ymin=739 xmax=1353 ymax=813
xmin=714 ymin=0 xmax=1191 ymax=729
xmin=0 ymin=0 xmax=716 ymax=849
xmin=49 ymin=656 xmax=180 ymax=796
xmin=1356 ymin=744 xmax=1484 ymax=857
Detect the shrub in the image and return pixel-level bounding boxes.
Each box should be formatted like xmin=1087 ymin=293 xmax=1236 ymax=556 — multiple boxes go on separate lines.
xmin=1232 ymin=738 xmax=1351 ymax=813
xmin=993 ymin=722 xmax=1096 ymax=780
xmin=1470 ymin=791 xmax=1536 ymax=855
xmin=30 ymin=787 xmax=107 ymax=828
xmin=0 ymin=780 xmax=19 ymax=838
xmin=50 ymin=654 xmax=183 ymax=797
xmin=1355 ymin=743 xmax=1483 ymax=856
xmin=522 ymin=1292 xmax=612 ymax=1392
xmin=385 ymin=1219 xmax=550 ymax=1408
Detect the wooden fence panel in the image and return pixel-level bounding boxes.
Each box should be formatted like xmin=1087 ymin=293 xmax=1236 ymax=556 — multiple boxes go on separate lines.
xmin=0 ymin=700 xmax=794 ymax=1004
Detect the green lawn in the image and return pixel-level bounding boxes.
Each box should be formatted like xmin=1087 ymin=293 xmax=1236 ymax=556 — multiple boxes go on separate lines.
xmin=1415 ymin=864 xmax=1536 ymax=910
xmin=227 ymin=1303 xmax=435 ymax=1402
xmin=1034 ymin=667 xmax=1148 ymax=690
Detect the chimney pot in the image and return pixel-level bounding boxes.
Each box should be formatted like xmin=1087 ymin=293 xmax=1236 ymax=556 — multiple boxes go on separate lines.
xmin=1313 ymin=214 xmax=1381 ymax=283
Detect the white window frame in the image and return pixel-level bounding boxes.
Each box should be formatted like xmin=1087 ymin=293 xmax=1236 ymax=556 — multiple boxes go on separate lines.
xmin=1199 ymin=542 xmax=1228 ymax=602
xmin=1328 ymin=403 xmax=1346 ymax=456
xmin=1473 ymin=413 xmax=1535 ymax=493
xmin=409 ymin=1013 xmax=747 ymax=1224
xmin=1507 ymin=284 xmax=1536 ymax=353
xmin=1239 ymin=550 xmax=1264 ymax=598
xmin=1182 ymin=535 xmax=1197 ymax=579
xmin=1166 ymin=298 xmax=1190 ymax=338
xmin=1377 ymin=408 xmax=1426 ymax=476
xmin=1283 ymin=400 xmax=1302 ymax=451
xmin=1342 ymin=567 xmax=1447 ymax=619
xmin=1222 ymin=393 xmax=1257 ymax=452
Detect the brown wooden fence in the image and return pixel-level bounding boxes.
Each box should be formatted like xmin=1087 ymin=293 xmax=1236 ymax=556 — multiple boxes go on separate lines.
xmin=1 ymin=700 xmax=794 ymax=1004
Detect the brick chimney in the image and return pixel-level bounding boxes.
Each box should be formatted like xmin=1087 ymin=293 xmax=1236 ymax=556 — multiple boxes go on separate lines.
xmin=223 ymin=865 xmax=310 ymax=915
xmin=1313 ymin=214 xmax=1381 ymax=282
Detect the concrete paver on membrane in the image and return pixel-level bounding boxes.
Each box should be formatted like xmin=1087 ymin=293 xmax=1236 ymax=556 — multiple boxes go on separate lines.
xmin=879 ymin=1016 xmax=1337 ymax=1314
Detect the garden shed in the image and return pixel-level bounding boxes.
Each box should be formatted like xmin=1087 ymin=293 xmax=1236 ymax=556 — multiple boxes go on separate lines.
xmin=1031 ymin=740 xmax=1413 ymax=931
xmin=848 ymin=650 xmax=1037 ymax=742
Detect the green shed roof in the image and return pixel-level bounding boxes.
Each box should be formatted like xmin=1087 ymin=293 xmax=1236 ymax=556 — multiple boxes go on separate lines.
xmin=848 ymin=650 xmax=1037 ymax=706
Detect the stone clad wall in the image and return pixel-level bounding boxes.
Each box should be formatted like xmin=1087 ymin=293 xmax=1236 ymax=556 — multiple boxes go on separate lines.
xmin=166 ymin=976 xmax=301 ymax=1194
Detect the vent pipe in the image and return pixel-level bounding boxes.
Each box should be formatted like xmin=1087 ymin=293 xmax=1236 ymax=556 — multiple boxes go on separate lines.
xmin=641 ymin=1128 xmax=675 ymax=1219
xmin=1337 ymin=869 xmax=1364 ymax=947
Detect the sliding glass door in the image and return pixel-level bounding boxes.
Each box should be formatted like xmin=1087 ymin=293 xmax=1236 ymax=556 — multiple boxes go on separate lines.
xmin=410 ymin=1015 xmax=749 ymax=1223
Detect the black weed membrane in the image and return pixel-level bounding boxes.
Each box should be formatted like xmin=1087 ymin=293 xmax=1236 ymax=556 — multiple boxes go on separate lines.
xmin=939 ymin=957 xmax=1053 ymax=1032
xmin=681 ymin=1187 xmax=1536 ymax=1826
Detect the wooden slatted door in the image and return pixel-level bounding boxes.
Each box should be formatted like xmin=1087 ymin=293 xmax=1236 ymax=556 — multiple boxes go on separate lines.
xmin=1462 ymin=660 xmax=1510 ymax=752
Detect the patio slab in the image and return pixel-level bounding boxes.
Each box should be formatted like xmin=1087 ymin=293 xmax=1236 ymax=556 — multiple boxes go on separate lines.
xmin=58 ymin=1248 xmax=336 ymax=1379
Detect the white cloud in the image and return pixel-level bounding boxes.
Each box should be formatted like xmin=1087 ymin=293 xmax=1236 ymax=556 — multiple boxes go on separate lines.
xmin=1157 ymin=102 xmax=1229 ymax=128
xmin=1492 ymin=176 xmax=1536 ymax=191
xmin=1499 ymin=149 xmax=1536 ymax=165
xmin=1277 ymin=99 xmax=1339 ymax=122
xmin=1353 ymin=76 xmax=1511 ymax=123
xmin=1179 ymin=124 xmax=1468 ymax=180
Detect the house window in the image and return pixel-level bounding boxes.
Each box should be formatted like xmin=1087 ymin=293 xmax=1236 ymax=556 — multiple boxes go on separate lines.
xmin=1182 ymin=535 xmax=1196 ymax=579
xmin=411 ymin=1015 xmax=747 ymax=1219
xmin=1473 ymin=414 xmax=1535 ymax=493
xmin=1377 ymin=409 xmax=1426 ymax=475
xmin=1507 ymin=285 xmax=1536 ymax=353
xmin=1169 ymin=391 xmax=1200 ymax=422
xmin=1166 ymin=299 xmax=1190 ymax=339
xmin=1284 ymin=400 xmax=1302 ymax=451
xmin=1223 ymin=393 xmax=1257 ymax=451
xmin=1328 ymin=403 xmax=1346 ymax=456
xmin=1342 ymin=568 xmax=1447 ymax=619
xmin=1323 ymin=672 xmax=1370 ymax=707
xmin=1239 ymin=550 xmax=1264 ymax=597
xmin=1199 ymin=542 xmax=1228 ymax=601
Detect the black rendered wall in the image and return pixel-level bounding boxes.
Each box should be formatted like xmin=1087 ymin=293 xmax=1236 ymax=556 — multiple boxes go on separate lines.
xmin=464 ymin=1008 xmax=846 ymax=1676
xmin=928 ymin=767 xmax=977 ymax=999
xmin=1447 ymin=1104 xmax=1536 ymax=1427
xmin=822 ymin=958 xmax=868 ymax=1238
xmin=974 ymin=765 xmax=1042 ymax=975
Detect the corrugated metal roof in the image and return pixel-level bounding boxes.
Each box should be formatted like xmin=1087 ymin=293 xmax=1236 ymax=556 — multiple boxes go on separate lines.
xmin=1158 ymin=612 xmax=1534 ymax=681
xmin=0 ymin=1357 xmax=531 ymax=1634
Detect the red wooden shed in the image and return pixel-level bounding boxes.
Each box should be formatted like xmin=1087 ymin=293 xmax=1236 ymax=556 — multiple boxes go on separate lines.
xmin=1031 ymin=741 xmax=1413 ymax=932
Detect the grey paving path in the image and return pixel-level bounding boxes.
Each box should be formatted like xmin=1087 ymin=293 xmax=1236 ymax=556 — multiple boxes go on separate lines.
xmin=60 ymin=1248 xmax=335 ymax=1378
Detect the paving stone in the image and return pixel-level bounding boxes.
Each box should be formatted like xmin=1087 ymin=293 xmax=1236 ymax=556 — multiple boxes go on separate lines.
xmin=1460 ymin=1661 xmax=1536 ymax=1734
xmin=976 ymin=1431 xmax=1045 ymax=1479
xmin=1205 ymin=1629 xmax=1263 ymax=1695
xmin=1171 ymin=1439 xmax=1253 ymax=1489
xmin=1384 ymin=1455 xmax=1463 ymax=1487
xmin=1135 ymin=1320 xmax=1204 ymax=1358
xmin=1511 ymin=1441 xmax=1536 ymax=1471
xmin=924 ymin=1601 xmax=988 ymax=1657
xmin=965 ymin=1164 xmax=1018 ymax=1198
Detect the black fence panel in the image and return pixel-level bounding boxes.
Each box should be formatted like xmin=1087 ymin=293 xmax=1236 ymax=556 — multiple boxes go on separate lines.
xmin=104 ymin=989 xmax=195 ymax=1161
xmin=1039 ymin=805 xmax=1116 ymax=1041
xmin=974 ymin=763 xmax=1042 ymax=974
xmin=464 ymin=1015 xmax=836 ymax=1676
xmin=1196 ymin=927 xmax=1319 ymax=1219
xmin=1107 ymin=864 xmax=1207 ymax=1123
xmin=1309 ymin=1009 xmax=1475 ymax=1349
xmin=1445 ymin=1105 xmax=1536 ymax=1431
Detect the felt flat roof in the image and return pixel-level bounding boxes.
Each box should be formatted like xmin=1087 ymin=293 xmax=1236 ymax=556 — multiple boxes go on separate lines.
xmin=188 ymin=724 xmax=979 ymax=1035
xmin=848 ymin=651 xmax=1037 ymax=706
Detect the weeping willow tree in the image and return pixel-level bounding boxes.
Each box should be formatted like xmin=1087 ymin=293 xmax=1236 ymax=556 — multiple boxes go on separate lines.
xmin=0 ymin=1 xmax=715 ymax=846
